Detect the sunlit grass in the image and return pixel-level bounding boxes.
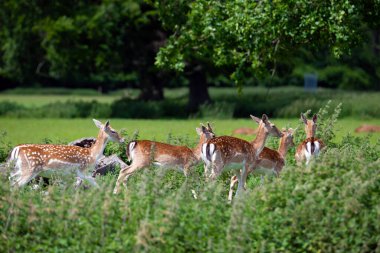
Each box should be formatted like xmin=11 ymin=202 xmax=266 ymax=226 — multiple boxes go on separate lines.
xmin=1 ymin=117 xmax=379 ymax=146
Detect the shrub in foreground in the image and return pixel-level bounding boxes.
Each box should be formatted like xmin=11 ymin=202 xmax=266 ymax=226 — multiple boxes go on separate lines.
xmin=0 ymin=133 xmax=379 ymax=252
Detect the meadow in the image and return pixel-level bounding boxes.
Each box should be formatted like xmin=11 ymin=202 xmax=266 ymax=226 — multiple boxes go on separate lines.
xmin=1 ymin=117 xmax=380 ymax=146
xmin=0 ymin=102 xmax=379 ymax=252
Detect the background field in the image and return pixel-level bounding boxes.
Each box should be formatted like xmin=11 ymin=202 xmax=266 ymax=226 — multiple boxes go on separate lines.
xmin=1 ymin=117 xmax=380 ymax=146
xmin=1 ymin=87 xmax=379 ymax=119
xmin=0 ymin=112 xmax=379 ymax=252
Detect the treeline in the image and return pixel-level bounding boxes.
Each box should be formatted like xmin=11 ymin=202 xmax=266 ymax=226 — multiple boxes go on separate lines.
xmin=0 ymin=1 xmax=379 ymax=107
xmin=1 ymin=87 xmax=379 ymax=118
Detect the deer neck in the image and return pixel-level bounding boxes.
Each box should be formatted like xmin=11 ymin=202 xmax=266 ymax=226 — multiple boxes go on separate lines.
xmin=192 ymin=134 xmax=206 ymax=160
xmin=277 ymin=138 xmax=288 ymax=157
xmin=90 ymin=130 xmax=109 ymax=161
xmin=306 ymin=125 xmax=315 ymax=139
xmin=250 ymin=125 xmax=269 ymax=156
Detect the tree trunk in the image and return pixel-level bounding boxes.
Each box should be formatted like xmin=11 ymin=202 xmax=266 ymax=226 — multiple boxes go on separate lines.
xmin=187 ymin=65 xmax=211 ymax=112
xmin=138 ymin=70 xmax=164 ymax=101
xmin=373 ymin=30 xmax=380 ymax=56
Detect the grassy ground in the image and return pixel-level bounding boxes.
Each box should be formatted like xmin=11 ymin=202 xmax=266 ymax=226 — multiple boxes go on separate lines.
xmin=1 ymin=117 xmax=380 ymax=146
xmin=0 ymin=115 xmax=379 ymax=252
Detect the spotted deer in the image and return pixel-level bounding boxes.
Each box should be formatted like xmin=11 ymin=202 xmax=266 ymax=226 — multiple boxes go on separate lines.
xmin=201 ymin=114 xmax=283 ymax=198
xmin=228 ymin=128 xmax=295 ymax=201
xmin=7 ymin=119 xmax=124 ymax=188
xmin=113 ymin=123 xmax=215 ymax=194
xmin=295 ymin=113 xmax=325 ymax=165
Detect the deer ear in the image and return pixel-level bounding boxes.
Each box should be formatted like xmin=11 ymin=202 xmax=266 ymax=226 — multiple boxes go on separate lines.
xmin=301 ymin=113 xmax=307 ymax=124
xmin=312 ymin=114 xmax=318 ymax=123
xmin=196 ymin=127 xmax=202 ymax=135
xmin=104 ymin=120 xmax=110 ymax=129
xmin=250 ymin=115 xmax=261 ymax=124
xmin=93 ymin=119 xmax=103 ymax=129
xmin=207 ymin=122 xmax=213 ymax=131
xmin=261 ymin=114 xmax=269 ymax=123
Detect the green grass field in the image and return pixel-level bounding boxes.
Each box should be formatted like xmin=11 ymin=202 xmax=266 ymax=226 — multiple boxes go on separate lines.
xmin=1 ymin=117 xmax=380 ymax=146
xmin=0 ymin=118 xmax=380 ymax=145
xmin=0 ymin=116 xmax=379 ymax=252
xmin=0 ymin=91 xmax=379 ymax=252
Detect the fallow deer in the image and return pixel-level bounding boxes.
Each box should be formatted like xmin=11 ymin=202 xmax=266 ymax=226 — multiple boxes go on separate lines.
xmin=201 ymin=114 xmax=283 ymax=198
xmin=232 ymin=127 xmax=258 ymax=136
xmin=113 ymin=123 xmax=215 ymax=194
xmin=228 ymin=128 xmax=295 ymax=201
xmin=7 ymin=119 xmax=124 ymax=188
xmin=355 ymin=124 xmax=380 ymax=133
xmin=295 ymin=113 xmax=325 ymax=165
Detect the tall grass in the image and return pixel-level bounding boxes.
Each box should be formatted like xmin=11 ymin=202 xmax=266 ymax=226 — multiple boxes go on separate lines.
xmin=0 ymin=104 xmax=379 ymax=252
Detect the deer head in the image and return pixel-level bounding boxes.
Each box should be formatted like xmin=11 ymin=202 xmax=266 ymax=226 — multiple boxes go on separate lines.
xmin=250 ymin=114 xmax=283 ymax=137
xmin=281 ymin=127 xmax=295 ymax=148
xmin=93 ymin=119 xmax=125 ymax=143
xmin=196 ymin=122 xmax=216 ymax=140
xmin=301 ymin=113 xmax=317 ymax=138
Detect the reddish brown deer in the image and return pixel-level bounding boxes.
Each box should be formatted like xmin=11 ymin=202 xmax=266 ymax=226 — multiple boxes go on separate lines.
xmin=8 ymin=119 xmax=124 ymax=188
xmin=113 ymin=123 xmax=215 ymax=194
xmin=355 ymin=124 xmax=380 ymax=133
xmin=295 ymin=113 xmax=325 ymax=165
xmin=201 ymin=114 xmax=283 ymax=199
xmin=232 ymin=127 xmax=258 ymax=136
xmin=228 ymin=128 xmax=295 ymax=200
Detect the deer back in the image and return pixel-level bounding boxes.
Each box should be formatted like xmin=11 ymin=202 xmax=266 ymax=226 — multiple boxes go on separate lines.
xmin=14 ymin=144 xmax=93 ymax=168
xmin=202 ymin=136 xmax=253 ymax=164
xmin=127 ymin=140 xmax=195 ymax=165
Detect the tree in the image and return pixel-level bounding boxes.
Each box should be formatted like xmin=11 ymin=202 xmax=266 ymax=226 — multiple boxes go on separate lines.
xmin=154 ymin=0 xmax=380 ymax=89
xmin=0 ymin=0 xmax=167 ymax=99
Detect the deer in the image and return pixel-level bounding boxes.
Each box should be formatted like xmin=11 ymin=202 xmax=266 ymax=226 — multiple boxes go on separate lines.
xmin=355 ymin=124 xmax=380 ymax=133
xmin=201 ymin=114 xmax=283 ymax=199
xmin=295 ymin=113 xmax=325 ymax=165
xmin=232 ymin=127 xmax=258 ymax=136
xmin=7 ymin=119 xmax=124 ymax=188
xmin=113 ymin=123 xmax=215 ymax=194
xmin=228 ymin=128 xmax=295 ymax=201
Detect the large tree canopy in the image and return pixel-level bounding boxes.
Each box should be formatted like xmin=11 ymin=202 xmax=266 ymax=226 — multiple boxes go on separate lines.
xmin=155 ymin=0 xmax=380 ymax=84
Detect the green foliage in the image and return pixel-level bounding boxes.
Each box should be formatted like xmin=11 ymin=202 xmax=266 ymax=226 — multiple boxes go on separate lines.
xmin=0 ymin=0 xmax=162 ymax=89
xmin=0 ymin=114 xmax=379 ymax=252
xmin=154 ymin=0 xmax=378 ymax=86
xmin=1 ymin=87 xmax=380 ymax=118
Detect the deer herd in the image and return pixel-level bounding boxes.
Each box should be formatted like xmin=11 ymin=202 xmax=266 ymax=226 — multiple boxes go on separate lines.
xmin=5 ymin=113 xmax=326 ymax=200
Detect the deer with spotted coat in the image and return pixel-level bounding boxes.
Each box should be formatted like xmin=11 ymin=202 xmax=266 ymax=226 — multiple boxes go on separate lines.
xmin=7 ymin=119 xmax=124 ymax=188
xmin=295 ymin=113 xmax=325 ymax=165
xmin=201 ymin=114 xmax=283 ymax=199
xmin=113 ymin=123 xmax=215 ymax=194
xmin=228 ymin=128 xmax=295 ymax=201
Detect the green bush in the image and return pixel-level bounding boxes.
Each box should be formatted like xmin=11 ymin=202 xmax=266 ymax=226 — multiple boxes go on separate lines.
xmin=0 ymin=87 xmax=380 ymax=119
xmin=0 ymin=106 xmax=379 ymax=252
xmin=0 ymin=134 xmax=378 ymax=252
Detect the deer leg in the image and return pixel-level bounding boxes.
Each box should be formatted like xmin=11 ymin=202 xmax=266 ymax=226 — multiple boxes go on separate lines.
xmin=77 ymin=170 xmax=99 ymax=188
xmin=11 ymin=154 xmax=39 ymax=188
xmin=235 ymin=162 xmax=249 ymax=197
xmin=113 ymin=164 xmax=144 ymax=194
xmin=228 ymin=175 xmax=238 ymax=202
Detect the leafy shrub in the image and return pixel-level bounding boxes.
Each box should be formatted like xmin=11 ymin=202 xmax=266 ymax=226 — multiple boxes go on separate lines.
xmin=111 ymin=98 xmax=188 ymax=118
xmin=0 ymin=104 xmax=379 ymax=252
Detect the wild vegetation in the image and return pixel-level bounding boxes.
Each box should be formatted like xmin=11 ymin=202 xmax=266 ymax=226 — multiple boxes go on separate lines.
xmin=0 ymin=104 xmax=379 ymax=252
xmin=1 ymin=87 xmax=380 ymax=119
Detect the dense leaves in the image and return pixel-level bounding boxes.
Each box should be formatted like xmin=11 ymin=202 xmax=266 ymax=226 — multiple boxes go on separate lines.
xmin=0 ymin=109 xmax=379 ymax=252
xmin=155 ymin=0 xmax=380 ymax=85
